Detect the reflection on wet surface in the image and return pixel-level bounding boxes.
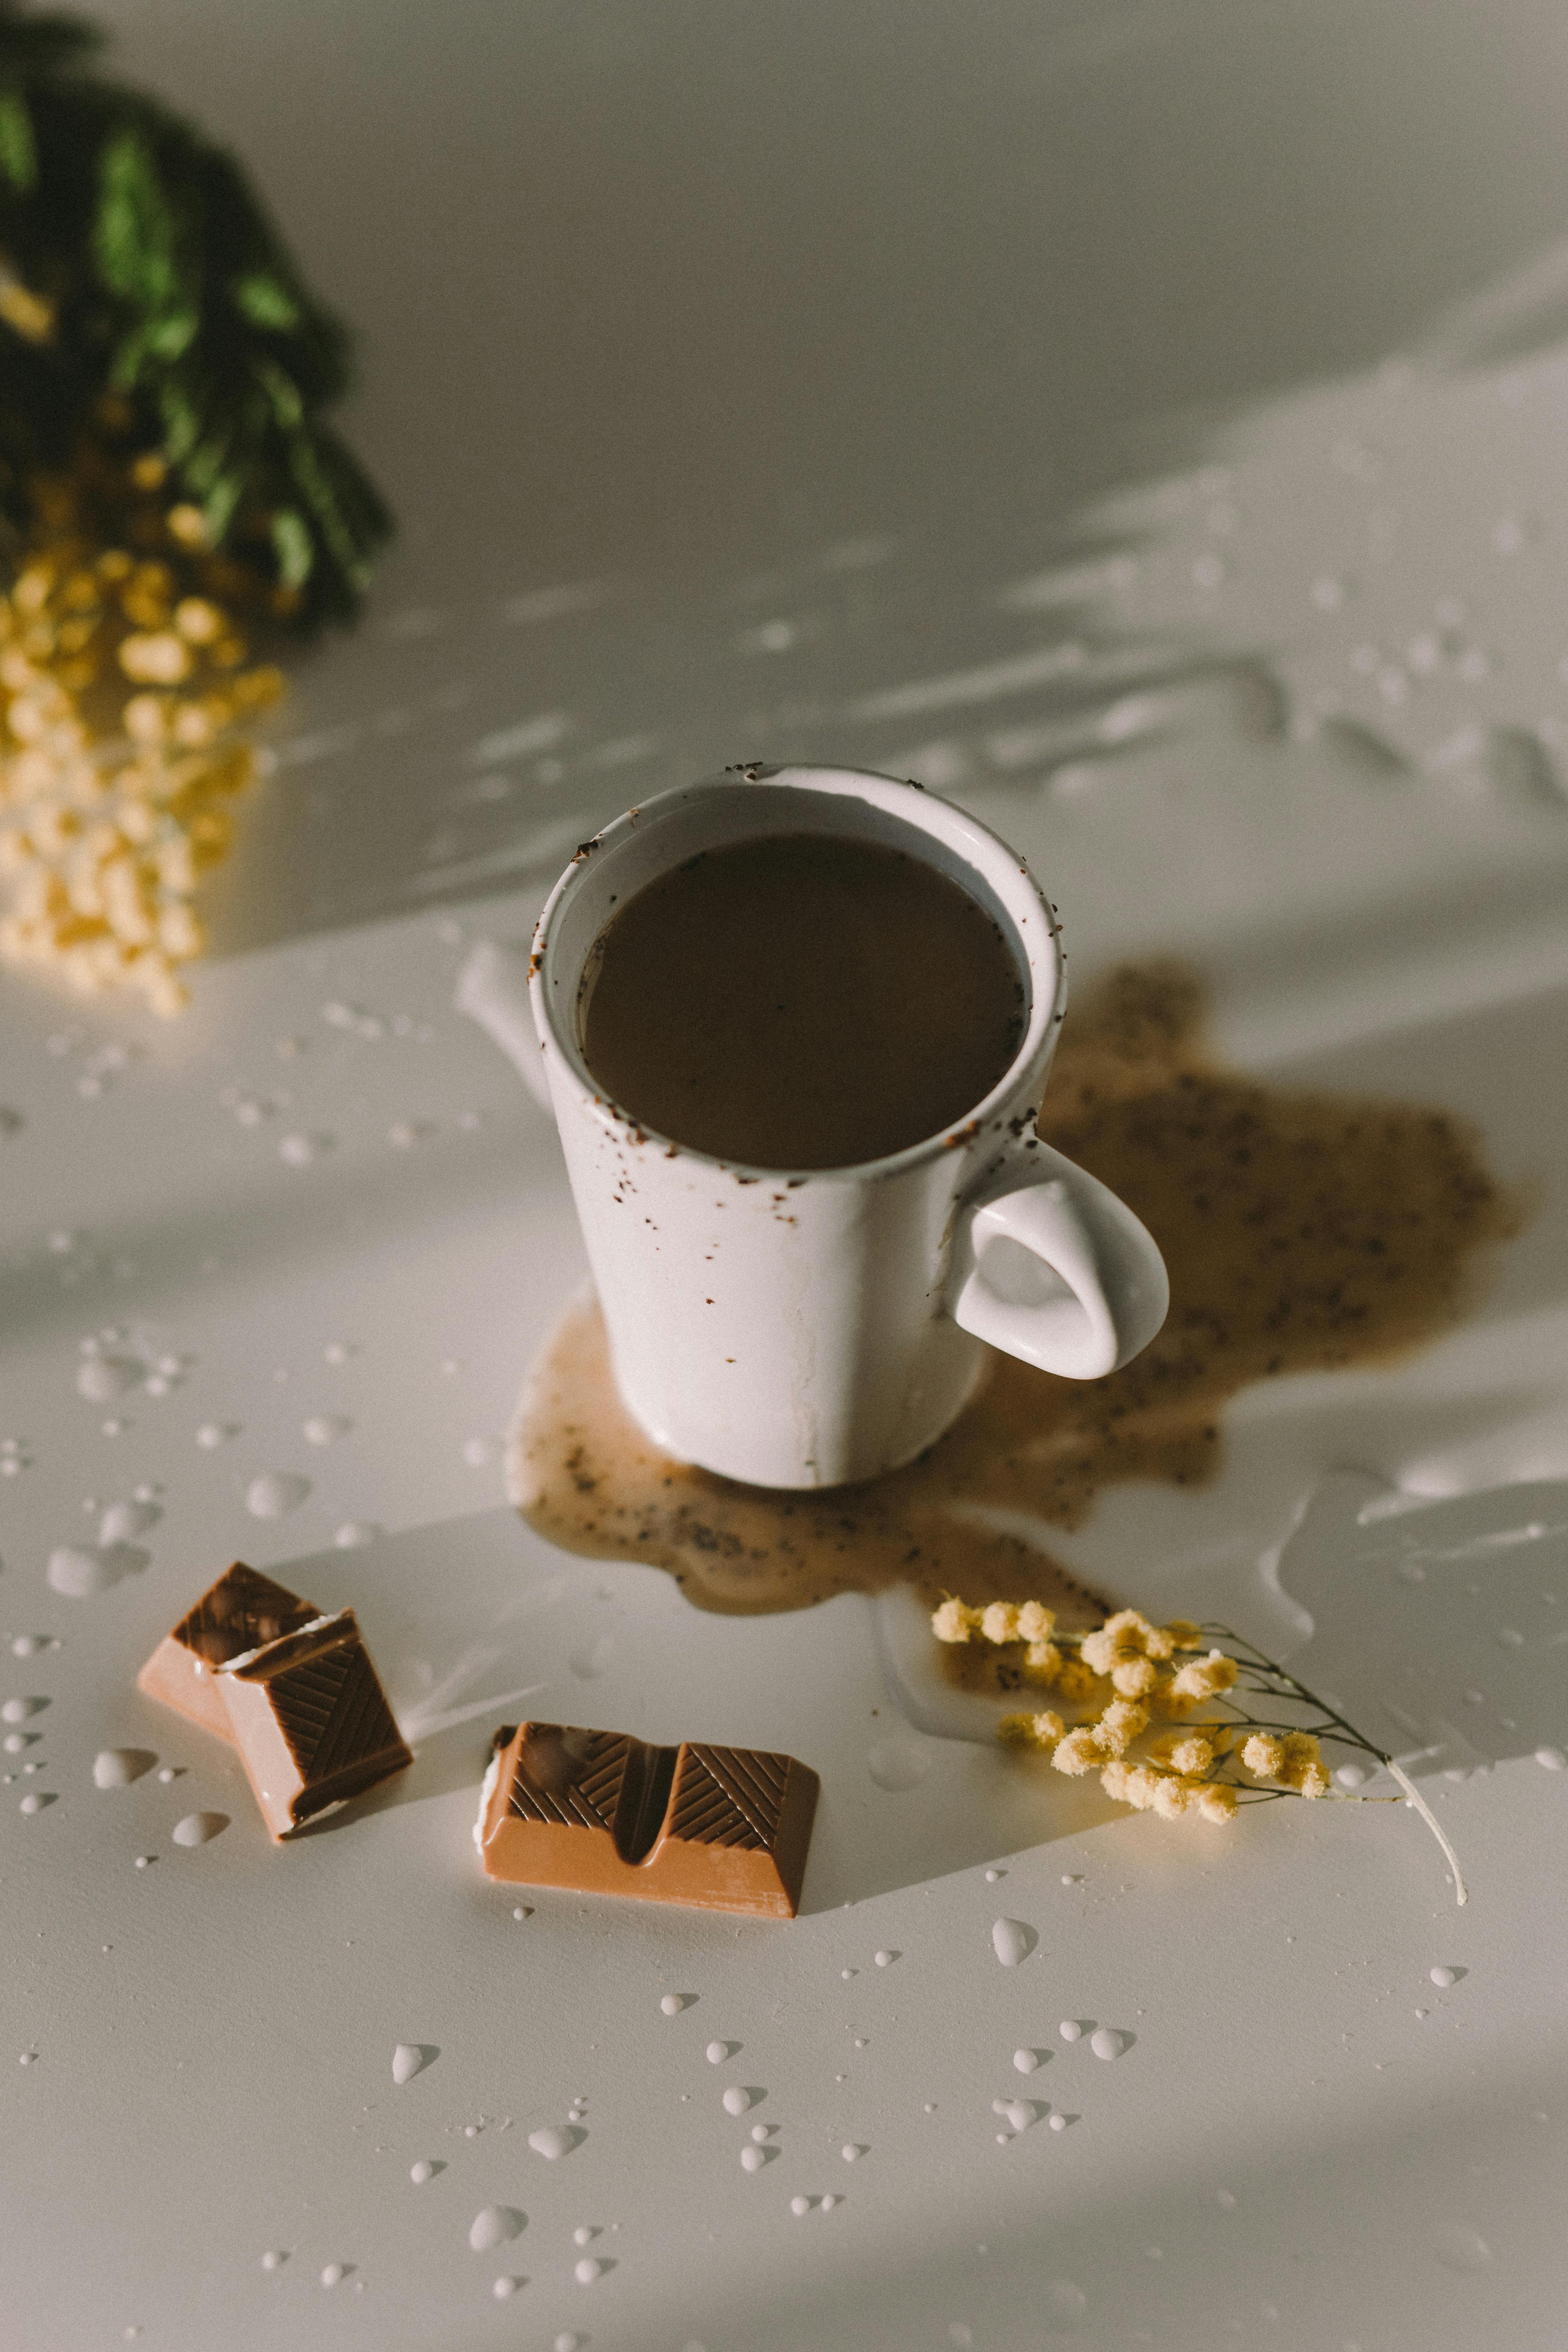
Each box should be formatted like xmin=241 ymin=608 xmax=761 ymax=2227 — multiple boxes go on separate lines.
xmin=511 ymin=963 xmax=1518 ymax=1640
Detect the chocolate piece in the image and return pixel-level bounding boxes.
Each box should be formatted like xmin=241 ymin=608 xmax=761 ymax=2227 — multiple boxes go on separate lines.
xmin=218 ymin=1609 xmax=412 ymax=1841
xmin=137 ymin=1561 xmax=319 ymax=1741
xmin=475 ymin=1721 xmax=819 ymax=1918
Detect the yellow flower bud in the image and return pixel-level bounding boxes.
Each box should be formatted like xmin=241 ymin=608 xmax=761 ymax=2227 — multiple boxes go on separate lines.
xmin=119 ymin=634 xmax=193 ymax=687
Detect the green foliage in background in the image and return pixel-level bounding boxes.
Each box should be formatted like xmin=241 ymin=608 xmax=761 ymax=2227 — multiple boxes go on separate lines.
xmin=0 ymin=1 xmax=390 ymax=623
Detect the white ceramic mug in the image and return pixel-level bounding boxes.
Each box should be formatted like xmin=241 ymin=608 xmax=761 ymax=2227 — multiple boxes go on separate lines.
xmin=529 ymin=765 xmax=1168 ymax=1489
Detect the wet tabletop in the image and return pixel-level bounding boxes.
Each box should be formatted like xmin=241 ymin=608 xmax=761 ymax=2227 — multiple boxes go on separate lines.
xmin=3 ymin=3 xmax=1568 ymax=2347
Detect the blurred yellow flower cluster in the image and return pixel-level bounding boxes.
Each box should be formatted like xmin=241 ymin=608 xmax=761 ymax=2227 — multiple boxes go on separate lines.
xmin=0 ymin=466 xmax=284 ymax=1015
xmin=934 ymin=1599 xmax=1341 ymax=1827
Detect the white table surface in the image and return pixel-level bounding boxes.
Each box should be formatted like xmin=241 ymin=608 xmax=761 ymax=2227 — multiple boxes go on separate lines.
xmin=3 ymin=4 xmax=1568 ymax=2347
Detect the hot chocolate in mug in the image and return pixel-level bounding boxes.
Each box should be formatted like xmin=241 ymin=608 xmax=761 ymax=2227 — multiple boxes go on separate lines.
xmin=529 ymin=764 xmax=1168 ymax=1488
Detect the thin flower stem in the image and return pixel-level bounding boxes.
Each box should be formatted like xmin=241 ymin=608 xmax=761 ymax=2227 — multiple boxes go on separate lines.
xmin=1386 ymin=1757 xmax=1469 ymax=1907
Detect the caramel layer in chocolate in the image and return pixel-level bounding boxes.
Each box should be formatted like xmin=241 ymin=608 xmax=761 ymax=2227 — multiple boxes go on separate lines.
xmin=475 ymin=1721 xmax=819 ymax=1918
xmin=218 ymin=1609 xmax=412 ymax=1841
xmin=137 ymin=1562 xmax=320 ymax=1741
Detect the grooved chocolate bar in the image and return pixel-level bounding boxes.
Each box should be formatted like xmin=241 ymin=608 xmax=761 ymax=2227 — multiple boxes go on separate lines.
xmin=474 ymin=1720 xmax=819 ymax=1918
xmin=137 ymin=1561 xmax=320 ymax=1740
xmin=218 ymin=1609 xmax=413 ymax=1841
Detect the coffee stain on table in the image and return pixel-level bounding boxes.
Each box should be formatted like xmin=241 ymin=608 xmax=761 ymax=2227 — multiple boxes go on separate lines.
xmin=509 ymin=962 xmax=1519 ymax=1633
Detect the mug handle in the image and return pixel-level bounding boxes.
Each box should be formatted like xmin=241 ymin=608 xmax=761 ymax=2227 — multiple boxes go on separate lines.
xmin=947 ymin=1144 xmax=1169 ymax=1379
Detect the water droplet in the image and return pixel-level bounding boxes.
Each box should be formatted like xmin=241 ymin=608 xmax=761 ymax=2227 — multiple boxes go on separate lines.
xmin=660 ymin=1993 xmax=687 ymax=2015
xmin=18 ymin=2050 xmax=37 ymax=2065
xmin=19 ymin=1791 xmax=51 ymax=1814
xmin=1090 ymin=2028 xmax=1126 ymax=2062
xmin=722 ymin=2086 xmax=754 ymax=2117
xmin=469 ymin=2205 xmax=525 ymax=2252
xmin=93 ymin=1749 xmax=155 ymax=1789
xmin=260 ymin=2250 xmax=285 ymax=2271
xmin=156 ymin=1767 xmax=176 ymax=1784
xmin=1434 ymin=2223 xmax=1493 ymax=2274
xmin=393 ymin=2042 xmax=436 ymax=2085
xmin=572 ymin=2227 xmax=596 ymax=2247
xmin=1335 ymin=1762 xmax=1369 ymax=1789
xmin=409 ymin=2160 xmax=432 ymax=2184
xmin=1536 ymin=1747 xmax=1566 ymax=1770
xmin=1058 ymin=2021 xmax=1082 ymax=2043
xmin=867 ymin=1737 xmax=929 ymax=1791
xmin=1040 ymin=2278 xmax=1086 ymax=2331
xmin=1430 ymin=1966 xmax=1458 ymax=1989
xmin=740 ymin=2145 xmax=765 ymax=2172
xmin=279 ymin=1134 xmax=331 ymax=1167
xmin=2 ymin=1735 xmax=30 ymax=1754
xmin=11 ymin=1636 xmax=41 ymax=1659
xmin=874 ymin=1949 xmax=894 ymax=1967
xmin=996 ymin=2099 xmax=1043 ymax=2132
xmin=1217 ymin=2189 xmax=1237 ymax=2209
xmin=821 ymin=2193 xmax=839 ymax=2211
xmin=574 ymin=2256 xmax=605 ymax=2284
xmin=705 ymin=2040 xmax=731 ymax=2064
xmin=513 ymin=1905 xmax=532 ymax=1921
xmin=134 ymin=1854 xmax=151 ymax=1869
xmin=47 ymin=1546 xmax=114 ymax=1598
xmin=245 ymin=1472 xmax=310 ymax=1519
xmin=984 ymin=1867 xmax=1002 ymax=1883
xmin=2 ymin=1697 xmax=46 ymax=1725
xmin=76 ymin=1357 xmax=138 ymax=1403
xmin=555 ymin=2334 xmax=583 ymax=2352
xmin=991 ymin=1918 xmax=1036 ymax=1968
xmin=195 ymin=1423 xmax=227 ymax=1449
xmin=335 ymin=1522 xmax=380 ymax=1548
xmin=98 ymin=1499 xmax=160 ymax=1545
xmin=492 ymin=2275 xmax=520 ymax=2299
xmin=320 ymin=2263 xmax=345 ymax=2288
xmin=172 ymin=1811 xmax=227 ymax=1847
xmin=1048 ymin=2113 xmax=1067 ymax=2131
xmin=790 ymin=2196 xmax=811 ymax=2217
xmin=841 ymin=2144 xmax=862 ymax=2162
xmin=528 ymin=2126 xmax=582 ymax=2160
xmin=302 ymin=1415 xmax=351 ymax=1447
xmin=1014 ymin=2049 xmax=1041 ymax=2074
xmin=463 ymin=1437 xmax=495 ymax=1468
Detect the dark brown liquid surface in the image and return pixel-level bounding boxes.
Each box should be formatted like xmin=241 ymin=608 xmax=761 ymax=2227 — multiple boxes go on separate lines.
xmin=514 ymin=962 xmax=1520 ymax=1636
xmin=578 ymin=833 xmax=1026 ymax=1168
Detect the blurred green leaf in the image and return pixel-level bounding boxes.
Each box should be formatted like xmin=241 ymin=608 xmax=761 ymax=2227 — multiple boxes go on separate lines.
xmin=0 ymin=88 xmax=37 ymax=193
xmin=231 ymin=269 xmax=299 ymax=332
xmin=93 ymin=128 xmax=183 ymax=311
xmin=270 ymin=504 xmax=311 ymax=588
xmin=200 ymin=467 xmax=242 ymax=543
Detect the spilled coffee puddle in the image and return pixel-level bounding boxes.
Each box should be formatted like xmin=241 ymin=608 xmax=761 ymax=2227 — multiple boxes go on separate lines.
xmin=510 ymin=963 xmax=1518 ymax=1646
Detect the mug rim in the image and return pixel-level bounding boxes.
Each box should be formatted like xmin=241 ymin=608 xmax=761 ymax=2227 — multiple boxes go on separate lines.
xmin=528 ymin=763 xmax=1068 ymax=1183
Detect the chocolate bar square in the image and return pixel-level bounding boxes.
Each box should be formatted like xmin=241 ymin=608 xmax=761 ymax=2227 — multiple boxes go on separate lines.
xmin=475 ymin=1721 xmax=818 ymax=1918
xmin=218 ymin=1609 xmax=412 ymax=1841
xmin=137 ymin=1562 xmax=320 ymax=1741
